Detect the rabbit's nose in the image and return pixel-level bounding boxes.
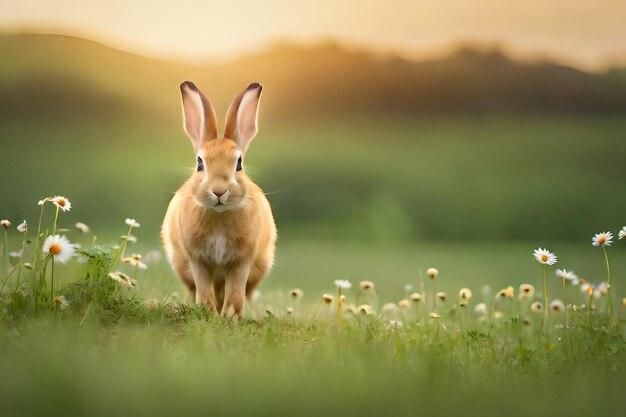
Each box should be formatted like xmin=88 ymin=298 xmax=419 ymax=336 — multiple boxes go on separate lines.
xmin=212 ymin=188 xmax=227 ymax=198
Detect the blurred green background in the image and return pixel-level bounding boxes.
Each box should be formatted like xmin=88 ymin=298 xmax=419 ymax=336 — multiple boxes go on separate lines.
xmin=1 ymin=33 xmax=625 ymax=296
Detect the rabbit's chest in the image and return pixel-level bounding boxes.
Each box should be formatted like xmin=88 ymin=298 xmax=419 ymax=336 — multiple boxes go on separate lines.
xmin=201 ymin=234 xmax=236 ymax=265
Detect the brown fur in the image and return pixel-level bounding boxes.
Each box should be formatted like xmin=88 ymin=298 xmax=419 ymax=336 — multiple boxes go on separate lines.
xmin=161 ymin=82 xmax=276 ymax=318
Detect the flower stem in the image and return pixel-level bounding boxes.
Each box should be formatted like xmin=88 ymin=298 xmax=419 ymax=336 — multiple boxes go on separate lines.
xmin=562 ymin=278 xmax=568 ymax=328
xmin=587 ymin=291 xmax=593 ymax=331
xmin=602 ymin=246 xmax=613 ymax=316
xmin=542 ymin=264 xmax=548 ymax=335
xmin=310 ymin=298 xmax=324 ymax=321
xmin=2 ymin=229 xmax=7 ymax=276
xmin=50 ymin=257 xmax=55 ymax=304
xmin=111 ymin=225 xmax=133 ymax=271
xmin=52 ymin=206 xmax=59 ymax=235
xmin=336 ymin=287 xmax=342 ymax=326
xmin=33 ymin=203 xmax=46 ymax=283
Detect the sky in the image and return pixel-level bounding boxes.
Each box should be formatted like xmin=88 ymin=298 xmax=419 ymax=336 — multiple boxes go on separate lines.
xmin=2 ymin=0 xmax=626 ymax=69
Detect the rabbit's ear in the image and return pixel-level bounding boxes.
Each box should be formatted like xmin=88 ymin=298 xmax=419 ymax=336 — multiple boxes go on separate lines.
xmin=180 ymin=81 xmax=218 ymax=151
xmin=223 ymin=83 xmax=263 ymax=154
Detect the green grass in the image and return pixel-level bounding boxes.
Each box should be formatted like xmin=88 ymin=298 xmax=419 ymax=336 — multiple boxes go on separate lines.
xmin=2 ymin=209 xmax=626 ymax=417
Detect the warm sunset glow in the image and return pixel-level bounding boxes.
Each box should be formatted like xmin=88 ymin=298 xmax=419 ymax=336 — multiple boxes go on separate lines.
xmin=2 ymin=0 xmax=626 ymax=68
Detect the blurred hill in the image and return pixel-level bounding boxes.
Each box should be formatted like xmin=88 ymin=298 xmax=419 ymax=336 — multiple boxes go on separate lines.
xmin=2 ymin=33 xmax=626 ymax=127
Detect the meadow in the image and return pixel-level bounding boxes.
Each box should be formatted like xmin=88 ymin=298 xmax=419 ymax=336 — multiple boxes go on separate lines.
xmin=2 ymin=33 xmax=626 ymax=417
xmin=1 ymin=194 xmax=625 ymax=417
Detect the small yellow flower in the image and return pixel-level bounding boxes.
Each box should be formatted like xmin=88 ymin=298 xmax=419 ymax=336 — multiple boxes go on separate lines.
xmin=459 ymin=288 xmax=472 ymax=300
xmin=359 ymin=280 xmax=375 ymax=290
xmin=410 ymin=292 xmax=422 ymax=302
xmin=121 ymin=254 xmax=147 ymax=270
xmin=496 ymin=286 xmax=514 ymax=299
xmin=436 ymin=292 xmax=447 ymax=302
xmin=322 ymin=294 xmax=334 ymax=304
xmin=426 ymin=268 xmax=439 ymax=280
xmin=357 ymin=304 xmax=374 ymax=315
xmin=290 ymin=288 xmax=304 ymax=298
xmin=549 ymin=300 xmax=565 ymax=313
xmin=286 ymin=307 xmax=294 ymax=315
xmin=530 ymin=302 xmax=543 ymax=314
xmin=429 ymin=312 xmax=442 ymax=319
xmin=621 ymin=297 xmax=626 ymax=308
xmin=398 ymin=299 xmax=410 ymax=309
xmin=519 ymin=284 xmax=535 ymax=298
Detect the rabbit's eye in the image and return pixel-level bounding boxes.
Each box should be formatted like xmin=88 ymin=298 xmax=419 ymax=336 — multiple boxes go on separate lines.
xmin=197 ymin=156 xmax=204 ymax=172
xmin=236 ymin=156 xmax=242 ymax=172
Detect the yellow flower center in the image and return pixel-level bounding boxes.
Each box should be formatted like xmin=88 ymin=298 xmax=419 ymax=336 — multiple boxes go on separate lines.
xmin=541 ymin=254 xmax=548 ymax=262
xmin=586 ymin=287 xmax=594 ymax=296
xmin=49 ymin=244 xmax=61 ymax=255
xmin=598 ymin=236 xmax=605 ymax=244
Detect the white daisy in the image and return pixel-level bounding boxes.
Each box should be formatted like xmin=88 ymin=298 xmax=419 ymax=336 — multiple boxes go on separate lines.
xmin=109 ymin=271 xmax=137 ymax=288
xmin=410 ymin=292 xmax=422 ymax=302
xmin=533 ymin=247 xmax=557 ymax=265
xmin=530 ymin=302 xmax=543 ymax=314
xmin=436 ymin=291 xmax=447 ymax=302
xmin=334 ymin=279 xmax=352 ymax=289
xmin=592 ymin=231 xmax=613 ymax=247
xmin=619 ymin=226 xmax=626 ymax=240
xmin=125 ymin=218 xmax=141 ymax=228
xmin=580 ymin=282 xmax=601 ymax=299
xmin=16 ymin=220 xmax=27 ymax=233
xmin=555 ymin=269 xmax=578 ymax=282
xmin=51 ymin=196 xmax=71 ymax=212
xmin=75 ymin=222 xmax=90 ymax=233
xmin=42 ymin=234 xmax=78 ymax=264
xmin=1 ymin=219 xmax=11 ymax=229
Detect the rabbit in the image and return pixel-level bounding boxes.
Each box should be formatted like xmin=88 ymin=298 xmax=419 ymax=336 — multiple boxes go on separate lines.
xmin=162 ymin=81 xmax=277 ymax=318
